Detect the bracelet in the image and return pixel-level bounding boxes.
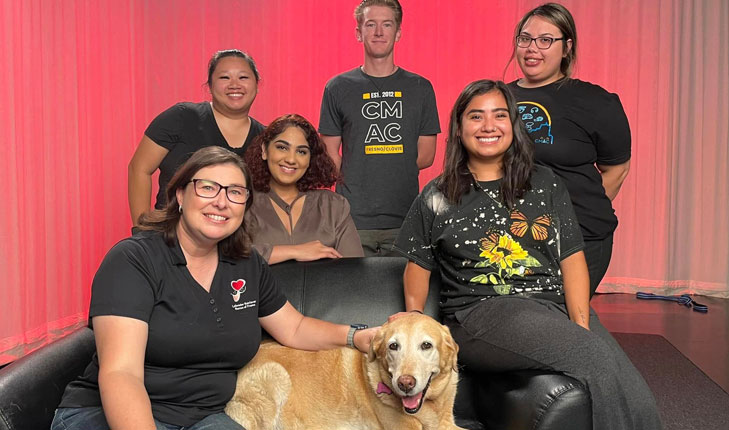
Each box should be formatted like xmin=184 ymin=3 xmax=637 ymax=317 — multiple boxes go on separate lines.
xmin=409 ymin=309 xmax=424 ymax=314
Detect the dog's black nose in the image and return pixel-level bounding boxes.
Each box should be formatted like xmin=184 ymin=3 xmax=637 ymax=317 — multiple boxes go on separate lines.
xmin=397 ymin=375 xmax=416 ymax=393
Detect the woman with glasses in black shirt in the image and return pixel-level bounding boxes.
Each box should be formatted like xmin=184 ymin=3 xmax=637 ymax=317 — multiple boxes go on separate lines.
xmin=54 ymin=147 xmax=377 ymax=430
xmin=506 ymin=3 xmax=632 ymax=297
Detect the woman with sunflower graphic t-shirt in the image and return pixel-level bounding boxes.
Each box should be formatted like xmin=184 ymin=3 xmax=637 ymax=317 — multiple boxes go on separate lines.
xmin=392 ymin=80 xmax=661 ymax=430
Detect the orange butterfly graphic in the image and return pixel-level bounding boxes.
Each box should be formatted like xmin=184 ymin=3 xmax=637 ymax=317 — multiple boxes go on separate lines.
xmin=479 ymin=230 xmax=501 ymax=252
xmin=510 ymin=210 xmax=551 ymax=241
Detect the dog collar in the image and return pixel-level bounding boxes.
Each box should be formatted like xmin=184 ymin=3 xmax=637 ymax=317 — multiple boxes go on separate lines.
xmin=376 ymin=382 xmax=393 ymax=395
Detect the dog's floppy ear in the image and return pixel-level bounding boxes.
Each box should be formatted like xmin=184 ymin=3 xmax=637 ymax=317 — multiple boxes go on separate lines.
xmin=368 ymin=324 xmax=386 ymax=362
xmin=439 ymin=324 xmax=459 ymax=373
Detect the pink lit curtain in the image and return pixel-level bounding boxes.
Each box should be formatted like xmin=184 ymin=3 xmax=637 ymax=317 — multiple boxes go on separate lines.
xmin=1 ymin=0 xmax=727 ymax=364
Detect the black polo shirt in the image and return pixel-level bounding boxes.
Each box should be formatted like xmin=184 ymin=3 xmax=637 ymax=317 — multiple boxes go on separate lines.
xmin=59 ymin=231 xmax=287 ymax=426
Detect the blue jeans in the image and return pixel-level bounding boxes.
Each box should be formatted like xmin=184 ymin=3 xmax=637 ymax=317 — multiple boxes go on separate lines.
xmin=51 ymin=407 xmax=246 ymax=430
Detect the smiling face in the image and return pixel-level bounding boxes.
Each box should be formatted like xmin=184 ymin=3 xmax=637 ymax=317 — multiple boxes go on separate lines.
xmin=176 ymin=162 xmax=247 ymax=247
xmin=356 ymin=5 xmax=401 ymax=60
xmin=262 ymin=126 xmax=311 ymax=190
xmin=209 ymin=56 xmax=258 ymax=115
xmin=516 ymin=15 xmax=572 ymax=87
xmin=369 ymin=313 xmax=458 ymax=415
xmin=459 ymin=90 xmax=514 ymax=170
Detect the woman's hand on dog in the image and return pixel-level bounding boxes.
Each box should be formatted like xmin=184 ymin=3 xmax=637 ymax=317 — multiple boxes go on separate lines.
xmin=387 ymin=309 xmax=424 ymax=323
xmin=354 ymin=326 xmax=380 ymax=353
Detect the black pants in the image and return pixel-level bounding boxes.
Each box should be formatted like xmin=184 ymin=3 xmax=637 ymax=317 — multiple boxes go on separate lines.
xmin=584 ymin=234 xmax=614 ymax=298
xmin=446 ymin=297 xmax=662 ymax=430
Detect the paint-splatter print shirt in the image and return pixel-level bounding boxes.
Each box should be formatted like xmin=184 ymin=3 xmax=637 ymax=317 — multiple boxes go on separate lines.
xmin=394 ymin=166 xmax=584 ymax=315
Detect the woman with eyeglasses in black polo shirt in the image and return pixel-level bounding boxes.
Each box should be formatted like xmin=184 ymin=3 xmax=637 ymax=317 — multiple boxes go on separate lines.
xmin=53 ymin=147 xmax=377 ymax=430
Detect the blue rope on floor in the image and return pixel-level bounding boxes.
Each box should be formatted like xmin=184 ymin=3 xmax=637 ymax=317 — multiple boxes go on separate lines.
xmin=636 ymin=292 xmax=708 ymax=313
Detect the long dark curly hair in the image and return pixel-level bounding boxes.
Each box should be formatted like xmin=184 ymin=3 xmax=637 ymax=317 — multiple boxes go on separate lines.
xmin=246 ymin=114 xmax=339 ymax=193
xmin=439 ymin=80 xmax=534 ymax=208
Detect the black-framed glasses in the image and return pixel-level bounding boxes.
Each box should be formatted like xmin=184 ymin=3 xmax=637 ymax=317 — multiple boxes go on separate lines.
xmin=516 ymin=35 xmax=565 ymax=49
xmin=190 ymin=179 xmax=249 ymax=204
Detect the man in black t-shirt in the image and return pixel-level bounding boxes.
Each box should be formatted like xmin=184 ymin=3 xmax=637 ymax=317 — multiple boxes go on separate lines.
xmin=319 ymin=0 xmax=440 ymax=256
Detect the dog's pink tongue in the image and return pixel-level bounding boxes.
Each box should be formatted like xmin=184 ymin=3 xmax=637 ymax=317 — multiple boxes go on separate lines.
xmin=402 ymin=392 xmax=423 ymax=410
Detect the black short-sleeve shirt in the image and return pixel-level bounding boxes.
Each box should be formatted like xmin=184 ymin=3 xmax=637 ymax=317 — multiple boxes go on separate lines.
xmin=508 ymin=79 xmax=631 ymax=240
xmin=144 ymin=101 xmax=264 ymax=210
xmin=393 ymin=166 xmax=584 ymax=315
xmin=58 ymin=231 xmax=287 ymax=426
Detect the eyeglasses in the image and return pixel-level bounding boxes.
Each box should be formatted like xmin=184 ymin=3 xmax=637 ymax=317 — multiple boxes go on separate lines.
xmin=189 ymin=179 xmax=249 ymax=205
xmin=516 ymin=35 xmax=565 ymax=49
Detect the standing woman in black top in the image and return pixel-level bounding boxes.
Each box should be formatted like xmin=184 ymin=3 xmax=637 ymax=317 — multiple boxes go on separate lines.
xmin=507 ymin=3 xmax=631 ymax=297
xmin=128 ymin=49 xmax=265 ymax=227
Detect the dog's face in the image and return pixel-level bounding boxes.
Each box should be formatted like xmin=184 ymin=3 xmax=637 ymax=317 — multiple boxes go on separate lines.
xmin=368 ymin=313 xmax=459 ymax=414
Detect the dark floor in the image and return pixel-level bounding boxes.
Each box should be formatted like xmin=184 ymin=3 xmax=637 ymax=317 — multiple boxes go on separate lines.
xmin=592 ymin=292 xmax=729 ymax=393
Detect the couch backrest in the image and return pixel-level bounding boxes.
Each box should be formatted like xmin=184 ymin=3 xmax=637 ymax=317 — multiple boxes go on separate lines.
xmin=268 ymin=256 xmax=441 ymax=327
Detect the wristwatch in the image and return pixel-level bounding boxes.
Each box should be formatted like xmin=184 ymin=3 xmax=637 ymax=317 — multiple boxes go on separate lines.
xmin=347 ymin=324 xmax=369 ymax=350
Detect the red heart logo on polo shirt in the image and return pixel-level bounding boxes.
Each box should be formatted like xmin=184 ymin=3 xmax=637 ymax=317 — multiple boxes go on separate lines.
xmin=231 ymin=279 xmax=246 ymax=303
xmin=231 ymin=279 xmax=246 ymax=292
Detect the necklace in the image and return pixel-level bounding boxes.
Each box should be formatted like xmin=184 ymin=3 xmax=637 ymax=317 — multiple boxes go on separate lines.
xmin=471 ymin=175 xmax=504 ymax=208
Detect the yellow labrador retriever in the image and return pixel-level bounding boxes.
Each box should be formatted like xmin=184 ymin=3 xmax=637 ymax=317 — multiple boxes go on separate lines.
xmin=225 ymin=313 xmax=464 ymax=430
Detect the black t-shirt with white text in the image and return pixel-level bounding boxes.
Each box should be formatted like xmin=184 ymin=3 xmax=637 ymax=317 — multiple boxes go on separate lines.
xmin=319 ymin=68 xmax=441 ymax=229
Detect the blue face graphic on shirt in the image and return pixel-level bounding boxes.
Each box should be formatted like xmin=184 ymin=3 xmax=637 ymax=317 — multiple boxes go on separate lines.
xmin=517 ymin=102 xmax=553 ymax=145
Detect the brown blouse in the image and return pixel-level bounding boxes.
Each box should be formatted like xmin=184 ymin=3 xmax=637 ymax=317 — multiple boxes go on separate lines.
xmin=248 ymin=189 xmax=364 ymax=262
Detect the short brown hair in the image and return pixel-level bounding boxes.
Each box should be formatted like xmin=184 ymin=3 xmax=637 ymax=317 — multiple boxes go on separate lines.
xmin=138 ymin=146 xmax=253 ymax=259
xmin=354 ymin=0 xmax=403 ymax=28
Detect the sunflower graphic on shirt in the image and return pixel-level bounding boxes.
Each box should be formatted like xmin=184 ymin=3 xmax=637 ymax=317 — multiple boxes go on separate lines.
xmin=469 ymin=231 xmax=542 ymax=295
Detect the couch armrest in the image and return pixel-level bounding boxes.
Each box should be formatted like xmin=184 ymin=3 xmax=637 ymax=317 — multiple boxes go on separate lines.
xmin=0 ymin=328 xmax=95 ymax=430
xmin=461 ymin=370 xmax=591 ymax=429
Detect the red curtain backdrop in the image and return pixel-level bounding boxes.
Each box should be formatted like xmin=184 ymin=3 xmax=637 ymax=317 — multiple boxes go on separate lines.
xmin=1 ymin=0 xmax=727 ymax=364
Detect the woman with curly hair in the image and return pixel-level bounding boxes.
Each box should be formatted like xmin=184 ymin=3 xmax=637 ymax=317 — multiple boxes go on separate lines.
xmin=245 ymin=114 xmax=363 ymax=264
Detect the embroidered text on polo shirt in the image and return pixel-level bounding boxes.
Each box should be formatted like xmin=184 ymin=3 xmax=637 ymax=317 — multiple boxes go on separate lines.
xmin=230 ymin=278 xmax=256 ymax=311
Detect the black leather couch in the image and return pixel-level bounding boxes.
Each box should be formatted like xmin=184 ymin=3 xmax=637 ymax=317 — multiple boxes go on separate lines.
xmin=0 ymin=257 xmax=591 ymax=430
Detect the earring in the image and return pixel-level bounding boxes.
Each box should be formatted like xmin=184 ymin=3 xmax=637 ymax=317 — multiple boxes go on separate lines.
xmin=178 ymin=205 xmax=183 ymax=213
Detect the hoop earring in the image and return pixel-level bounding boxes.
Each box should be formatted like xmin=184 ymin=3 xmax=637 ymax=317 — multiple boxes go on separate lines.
xmin=178 ymin=205 xmax=183 ymax=213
